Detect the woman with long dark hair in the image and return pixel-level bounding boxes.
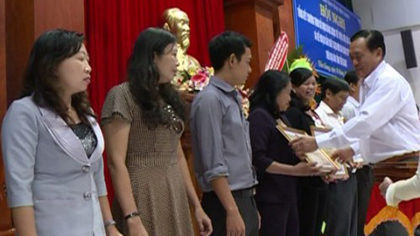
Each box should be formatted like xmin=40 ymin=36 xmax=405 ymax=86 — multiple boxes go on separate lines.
xmin=248 ymin=70 xmax=321 ymax=236
xmin=1 ymin=29 xmax=121 ymax=236
xmin=101 ymin=27 xmax=212 ymax=236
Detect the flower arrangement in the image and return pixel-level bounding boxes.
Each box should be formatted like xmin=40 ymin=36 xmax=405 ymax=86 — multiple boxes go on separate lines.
xmin=174 ymin=66 xmax=251 ymax=117
xmin=173 ymin=66 xmax=213 ymax=92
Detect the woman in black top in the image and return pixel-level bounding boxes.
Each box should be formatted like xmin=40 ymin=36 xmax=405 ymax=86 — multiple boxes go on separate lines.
xmin=285 ymin=68 xmax=323 ymax=133
xmin=284 ymin=66 xmax=327 ymax=236
xmin=248 ymin=70 xmax=321 ymax=236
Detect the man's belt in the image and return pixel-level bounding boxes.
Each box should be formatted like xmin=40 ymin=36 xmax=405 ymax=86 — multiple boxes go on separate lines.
xmin=373 ymin=151 xmax=419 ymax=183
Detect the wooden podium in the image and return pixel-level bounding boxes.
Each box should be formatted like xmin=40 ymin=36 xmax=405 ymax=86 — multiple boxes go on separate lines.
xmin=224 ymin=0 xmax=295 ymax=88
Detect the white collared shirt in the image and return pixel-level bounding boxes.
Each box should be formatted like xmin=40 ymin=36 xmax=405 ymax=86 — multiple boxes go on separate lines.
xmin=316 ymin=61 xmax=420 ymax=164
xmin=342 ymin=96 xmax=360 ymax=121
xmin=315 ymin=101 xmax=345 ymax=129
xmin=342 ymin=96 xmax=365 ymax=163
xmin=316 ymin=100 xmax=362 ymax=164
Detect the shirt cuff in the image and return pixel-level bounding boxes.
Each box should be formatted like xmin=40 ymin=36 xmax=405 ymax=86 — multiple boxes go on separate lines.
xmin=352 ymin=154 xmax=364 ymax=163
xmin=254 ymin=157 xmax=274 ymax=172
xmin=385 ymin=182 xmax=398 ymax=207
xmin=204 ymin=166 xmax=229 ymax=184
xmin=350 ymin=142 xmax=360 ymax=156
xmin=315 ymin=133 xmax=331 ymax=149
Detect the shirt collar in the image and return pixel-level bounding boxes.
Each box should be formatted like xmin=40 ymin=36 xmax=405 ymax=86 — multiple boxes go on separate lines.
xmin=209 ymin=76 xmax=236 ymax=93
xmin=347 ymin=96 xmax=359 ymax=107
xmin=363 ymin=60 xmax=387 ymax=89
xmin=318 ymin=101 xmax=336 ymax=115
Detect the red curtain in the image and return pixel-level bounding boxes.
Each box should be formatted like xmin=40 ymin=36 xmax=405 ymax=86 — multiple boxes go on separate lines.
xmin=84 ymin=0 xmax=225 ymax=201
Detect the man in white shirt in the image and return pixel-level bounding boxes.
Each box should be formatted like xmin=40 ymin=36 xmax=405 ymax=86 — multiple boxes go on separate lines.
xmin=315 ymin=78 xmax=358 ymax=236
xmin=290 ymin=30 xmax=420 ymax=208
xmin=342 ymin=70 xmax=361 ymax=122
xmin=342 ymin=70 xmax=375 ymax=236
xmin=315 ymin=79 xmax=348 ymax=129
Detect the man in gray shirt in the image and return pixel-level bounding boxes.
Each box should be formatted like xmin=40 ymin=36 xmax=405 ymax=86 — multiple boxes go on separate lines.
xmin=190 ymin=31 xmax=258 ymax=236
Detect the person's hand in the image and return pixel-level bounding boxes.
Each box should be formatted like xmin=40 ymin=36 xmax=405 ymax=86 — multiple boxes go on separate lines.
xmin=355 ymin=161 xmax=363 ymax=169
xmin=331 ymin=147 xmax=355 ymax=163
xmin=320 ymin=174 xmax=336 ymax=184
xmin=226 ymin=210 xmax=245 ymax=236
xmin=348 ymin=160 xmax=361 ymax=168
xmin=294 ymin=153 xmax=307 ymax=161
xmin=379 ymin=177 xmax=393 ymax=197
xmin=127 ymin=217 xmax=149 ymax=236
xmin=347 ymin=160 xmax=363 ymax=173
xmin=106 ymin=225 xmax=124 ymax=236
xmin=290 ymin=136 xmax=318 ymax=156
xmin=194 ymin=207 xmax=213 ymax=236
xmin=292 ymin=162 xmax=323 ymax=177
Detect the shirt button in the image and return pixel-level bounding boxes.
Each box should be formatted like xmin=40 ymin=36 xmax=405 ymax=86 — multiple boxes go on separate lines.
xmin=82 ymin=165 xmax=90 ymax=173
xmin=83 ymin=191 xmax=92 ymax=200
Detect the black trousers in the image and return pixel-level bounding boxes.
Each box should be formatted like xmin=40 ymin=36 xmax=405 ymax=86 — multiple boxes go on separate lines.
xmin=356 ymin=165 xmax=374 ymax=236
xmin=257 ymin=201 xmax=299 ymax=236
xmin=202 ymin=188 xmax=259 ymax=236
xmin=297 ymin=177 xmax=328 ymax=236
xmin=324 ymin=173 xmax=358 ymax=236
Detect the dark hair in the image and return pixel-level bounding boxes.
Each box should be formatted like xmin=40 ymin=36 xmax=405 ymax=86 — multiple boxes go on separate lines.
xmin=344 ymin=70 xmax=358 ymax=85
xmin=350 ymin=30 xmax=386 ymax=57
xmin=127 ymin=27 xmax=186 ymax=129
xmin=321 ymin=78 xmax=349 ymax=99
xmin=20 ymin=29 xmax=94 ymax=125
xmin=208 ymin=31 xmax=252 ymax=71
xmin=249 ymin=70 xmax=290 ymax=117
xmin=289 ymin=68 xmax=313 ymax=87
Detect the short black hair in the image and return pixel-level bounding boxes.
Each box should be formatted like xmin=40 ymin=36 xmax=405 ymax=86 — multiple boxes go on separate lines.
xmin=290 ymin=68 xmax=313 ymax=87
xmin=344 ymin=70 xmax=358 ymax=85
xmin=208 ymin=31 xmax=252 ymax=71
xmin=350 ymin=30 xmax=386 ymax=57
xmin=249 ymin=70 xmax=290 ymax=117
xmin=321 ymin=78 xmax=349 ymax=99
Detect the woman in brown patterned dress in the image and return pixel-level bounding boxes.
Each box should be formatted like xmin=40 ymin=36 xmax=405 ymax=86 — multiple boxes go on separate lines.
xmin=101 ymin=27 xmax=212 ymax=236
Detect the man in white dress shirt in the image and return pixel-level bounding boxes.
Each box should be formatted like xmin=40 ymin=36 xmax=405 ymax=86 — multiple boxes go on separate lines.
xmin=315 ymin=79 xmax=349 ymax=129
xmin=315 ymin=78 xmax=358 ymax=236
xmin=290 ymin=30 xmax=420 ymax=208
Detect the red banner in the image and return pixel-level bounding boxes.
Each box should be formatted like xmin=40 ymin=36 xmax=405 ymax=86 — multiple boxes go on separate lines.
xmin=265 ymin=31 xmax=289 ymax=71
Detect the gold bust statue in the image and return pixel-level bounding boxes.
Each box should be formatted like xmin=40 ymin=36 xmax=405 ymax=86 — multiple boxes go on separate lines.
xmin=163 ymin=8 xmax=201 ymax=85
